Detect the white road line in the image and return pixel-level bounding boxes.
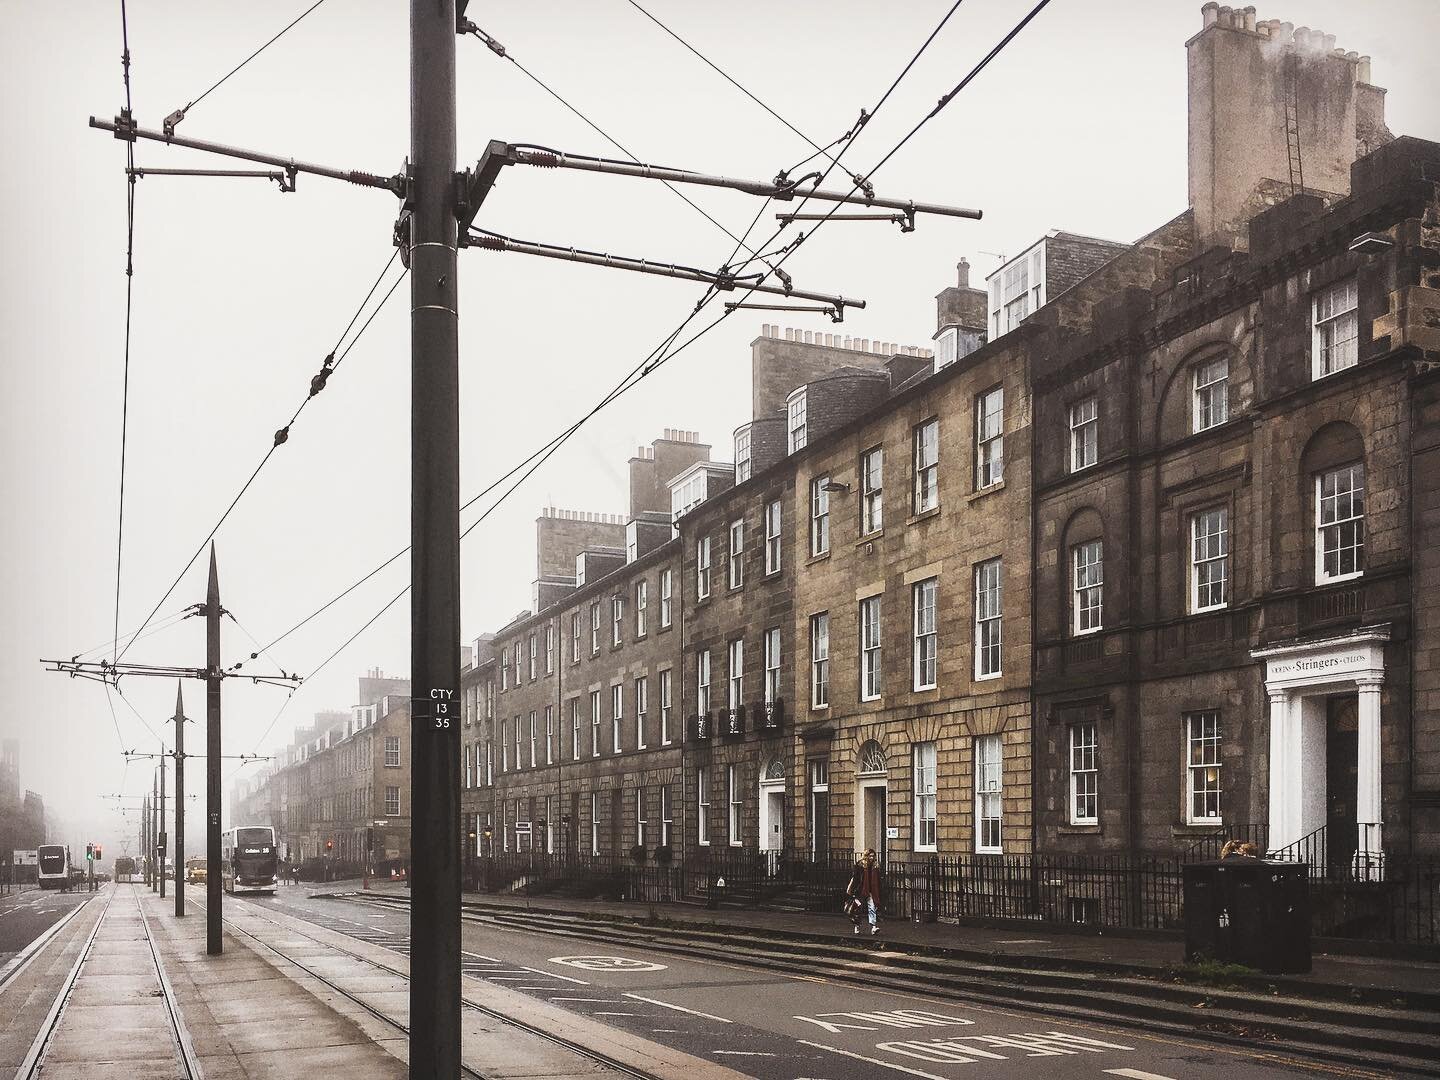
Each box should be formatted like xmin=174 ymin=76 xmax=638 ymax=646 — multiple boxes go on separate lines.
xmin=487 ymin=976 xmax=533 ymax=982
xmin=548 ymin=996 xmax=624 ymax=1003
xmin=797 ymin=1039 xmax=950 ymax=1080
xmin=593 ymin=1011 xmax=642 ymax=1017
xmin=995 ymin=939 xmax=1047 ymax=944
xmin=624 ymin=993 xmax=733 ymax=1023
xmin=462 ymin=951 xmax=502 ymax=963
xmin=527 ymin=965 xmax=589 ymax=985
xmin=1105 ymin=1071 xmax=1179 ymax=1080
xmin=712 ymin=1050 xmax=777 ymax=1057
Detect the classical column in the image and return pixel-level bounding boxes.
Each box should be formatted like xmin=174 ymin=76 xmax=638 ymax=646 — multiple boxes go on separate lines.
xmin=1354 ymin=676 xmax=1384 ymax=880
xmin=1266 ymin=688 xmax=1293 ymax=850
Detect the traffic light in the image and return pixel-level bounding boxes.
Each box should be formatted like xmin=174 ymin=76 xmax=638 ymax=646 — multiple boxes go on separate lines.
xmin=365 ymin=827 xmax=375 ymax=852
xmin=86 ymin=843 xmax=94 ymax=862
xmin=325 ymin=838 xmax=334 ymax=852
xmin=95 ymin=845 xmax=103 ymax=861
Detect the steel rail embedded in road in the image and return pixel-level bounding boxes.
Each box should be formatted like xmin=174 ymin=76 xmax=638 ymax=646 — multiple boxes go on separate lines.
xmin=210 ymin=895 xmax=663 ymax=1080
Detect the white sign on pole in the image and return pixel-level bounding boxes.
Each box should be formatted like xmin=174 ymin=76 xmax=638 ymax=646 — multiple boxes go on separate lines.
xmin=13 ymin=850 xmax=38 ymax=865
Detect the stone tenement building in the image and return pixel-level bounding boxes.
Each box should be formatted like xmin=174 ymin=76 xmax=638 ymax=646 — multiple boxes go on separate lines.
xmin=231 ymin=671 xmax=415 ymax=866
xmin=461 ymin=5 xmax=1440 ymax=872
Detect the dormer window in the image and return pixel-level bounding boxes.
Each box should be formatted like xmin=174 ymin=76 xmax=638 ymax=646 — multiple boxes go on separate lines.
xmin=788 ymin=389 xmax=808 ymax=454
xmin=934 ymin=327 xmax=958 ymax=369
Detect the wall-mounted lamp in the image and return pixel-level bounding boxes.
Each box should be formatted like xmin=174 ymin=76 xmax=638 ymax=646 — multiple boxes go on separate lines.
xmin=822 ymin=480 xmax=852 ymax=494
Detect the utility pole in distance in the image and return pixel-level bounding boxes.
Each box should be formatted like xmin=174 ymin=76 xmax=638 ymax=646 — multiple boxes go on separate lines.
xmin=205 ymin=545 xmax=223 ymax=954
xmin=407 ymin=1 xmax=462 ymax=1076
xmin=151 ymin=768 xmax=158 ymax=892
xmin=159 ymin=742 xmax=167 ymax=900
xmin=174 ymin=682 xmax=186 ymax=917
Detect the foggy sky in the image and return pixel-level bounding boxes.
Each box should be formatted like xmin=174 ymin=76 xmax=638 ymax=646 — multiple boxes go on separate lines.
xmin=3 ymin=0 xmax=1436 ymax=857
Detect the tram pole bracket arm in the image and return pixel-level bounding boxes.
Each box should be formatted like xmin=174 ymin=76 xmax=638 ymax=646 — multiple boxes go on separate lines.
xmin=455 ymin=140 xmax=512 ymax=238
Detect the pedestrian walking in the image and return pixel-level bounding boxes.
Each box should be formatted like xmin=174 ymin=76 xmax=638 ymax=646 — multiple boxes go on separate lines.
xmin=845 ymin=848 xmax=884 ymax=936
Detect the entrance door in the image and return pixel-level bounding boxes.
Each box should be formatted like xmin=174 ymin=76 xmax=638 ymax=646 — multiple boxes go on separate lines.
xmin=763 ymin=789 xmax=784 ymax=852
xmin=1326 ymin=694 xmax=1359 ymax=873
xmin=860 ymin=782 xmax=887 ymax=862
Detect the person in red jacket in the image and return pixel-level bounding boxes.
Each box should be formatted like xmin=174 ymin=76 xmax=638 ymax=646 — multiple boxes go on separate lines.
xmin=846 ymin=848 xmax=883 ymax=935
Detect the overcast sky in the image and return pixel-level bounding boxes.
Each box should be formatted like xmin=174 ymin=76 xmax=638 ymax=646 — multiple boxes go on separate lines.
xmin=2 ymin=0 xmax=1436 ymax=856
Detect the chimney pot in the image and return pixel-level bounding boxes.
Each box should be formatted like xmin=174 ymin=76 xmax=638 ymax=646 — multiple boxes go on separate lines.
xmin=1202 ymin=1 xmax=1219 ymax=27
xmin=957 ymin=258 xmax=970 ymax=287
xmin=1279 ymin=21 xmax=1293 ymax=41
xmin=1322 ymin=33 xmax=1335 ymax=52
xmin=1217 ymin=6 xmax=1232 ymax=28
xmin=1358 ymin=55 xmax=1371 ymax=83
xmin=1242 ymin=7 xmax=1256 ymax=32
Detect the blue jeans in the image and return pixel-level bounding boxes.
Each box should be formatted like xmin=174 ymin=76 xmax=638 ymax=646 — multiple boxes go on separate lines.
xmin=864 ymin=897 xmax=878 ymax=925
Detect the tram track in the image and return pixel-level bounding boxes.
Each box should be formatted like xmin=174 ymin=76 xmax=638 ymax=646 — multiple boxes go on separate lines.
xmin=15 ymin=884 xmax=202 ymax=1080
xmin=194 ymin=894 xmax=665 ymax=1080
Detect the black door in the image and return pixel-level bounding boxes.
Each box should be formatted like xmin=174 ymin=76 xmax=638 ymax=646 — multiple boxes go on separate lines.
xmin=1325 ymin=695 xmax=1358 ymax=874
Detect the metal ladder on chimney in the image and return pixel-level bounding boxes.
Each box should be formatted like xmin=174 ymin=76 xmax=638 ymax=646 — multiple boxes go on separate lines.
xmin=1284 ymin=52 xmax=1305 ymax=194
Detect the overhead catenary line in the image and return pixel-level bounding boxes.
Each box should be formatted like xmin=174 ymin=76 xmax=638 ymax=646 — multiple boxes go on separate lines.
xmin=621 ymin=0 xmax=846 ymax=177
xmin=459 ymin=22 xmax=784 ymax=275
xmin=245 ymin=0 xmax=990 ymax=725
xmin=109 ymin=249 xmax=406 ymax=668
xmin=163 ymin=0 xmax=329 ymax=135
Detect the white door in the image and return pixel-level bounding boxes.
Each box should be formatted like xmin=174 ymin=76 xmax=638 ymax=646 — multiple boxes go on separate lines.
xmin=765 ymin=789 xmax=784 ymax=852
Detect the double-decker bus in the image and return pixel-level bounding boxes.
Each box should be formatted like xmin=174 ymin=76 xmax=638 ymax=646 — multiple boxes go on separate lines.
xmin=37 ymin=845 xmax=71 ymax=890
xmin=221 ymin=826 xmax=278 ymax=894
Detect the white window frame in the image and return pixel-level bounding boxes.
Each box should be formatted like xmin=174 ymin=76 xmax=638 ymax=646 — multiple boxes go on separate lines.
xmin=571 ymin=699 xmax=581 ymax=762
xmin=975 ymin=734 xmax=1002 ymax=853
xmin=934 ymin=326 xmax=958 ymax=369
xmin=1190 ymin=507 xmax=1230 ymax=613
xmin=590 ymin=690 xmax=602 ymax=758
xmin=635 ymin=580 xmax=648 ymax=637
xmin=697 ymin=767 xmax=711 ymax=846
xmin=764 ymin=628 xmax=781 ymax=705
xmin=660 ymin=785 xmax=673 ymax=847
xmin=697 ymin=649 xmax=711 ymax=716
xmin=974 ymin=558 xmax=1002 ymax=680
xmin=636 ymin=788 xmax=647 ymax=849
xmin=659 ymin=668 xmax=672 ymax=745
xmin=635 ymin=675 xmax=648 ymax=750
xmin=1069 ymin=397 xmax=1098 ymax=473
xmin=859 ymin=595 xmax=882 ymax=701
xmin=1072 ymin=540 xmax=1104 ymax=635
xmin=727 ymin=638 xmax=744 ymax=711
xmin=529 ymin=710 xmax=537 ymax=768
xmin=1312 ymin=277 xmax=1359 ymax=379
xmin=571 ymin=613 xmax=581 ymax=663
xmin=612 ymin=596 xmax=623 ymax=647
xmin=861 ymin=446 xmax=883 ymax=535
xmin=729 ymin=519 xmax=745 ymax=589
xmin=590 ymin=792 xmax=600 ymax=857
xmin=611 ymin=684 xmax=623 ymax=753
xmin=485 ymin=740 xmax=493 ymax=785
xmin=544 ymin=705 xmax=554 ymax=764
xmin=465 ymin=743 xmax=473 ymax=789
xmin=660 ymin=568 xmax=674 ymax=627
xmin=500 ymin=720 xmax=508 ymax=771
xmin=810 ymin=478 xmax=830 ymax=557
xmin=764 ymin=499 xmax=782 ymax=574
xmin=1316 ymin=463 xmax=1365 ymax=583
xmin=385 ymin=785 xmax=400 ymax=817
xmin=384 ymin=736 xmax=401 ymax=768
xmin=514 ymin=716 xmax=522 ymax=770
xmin=913 ymin=419 xmax=939 ymax=514
xmin=1187 ymin=710 xmax=1222 ymax=825
xmin=727 ymin=763 xmax=742 ymax=846
xmin=912 ymin=578 xmax=938 ymax=691
xmin=788 ymin=388 xmax=808 ymax=454
xmin=590 ymin=602 xmax=601 ymax=655
xmin=734 ymin=428 xmax=752 ymax=483
xmin=500 ymin=648 xmax=509 ymax=690
xmin=1069 ymin=723 xmax=1098 ymax=825
xmin=1192 ymin=355 xmax=1229 ymax=433
xmin=976 ymin=386 xmax=1004 ymax=489
xmin=810 ymin=612 xmax=829 ymax=709
xmin=697 ymin=537 xmax=712 ymax=600
xmin=913 ymin=742 xmax=937 ymax=852
xmin=528 ymin=633 xmax=537 ymax=680
xmin=544 ymin=622 xmax=554 ymax=673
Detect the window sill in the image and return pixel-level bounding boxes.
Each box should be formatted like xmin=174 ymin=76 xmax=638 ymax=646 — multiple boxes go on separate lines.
xmin=1190 ymin=604 xmax=1228 ymax=616
xmin=1175 ymin=821 xmax=1222 ymax=834
xmin=857 ymin=529 xmax=884 ymax=545
xmin=810 ymin=704 xmax=831 ymax=714
xmin=1058 ymin=823 xmax=1099 ymax=834
xmin=806 ymin=551 xmax=831 ymax=565
xmin=1317 ymin=571 xmax=1364 ymax=586
xmin=907 ymin=507 xmax=941 ymax=526
xmin=762 ymin=568 xmax=783 ymax=580
xmin=728 ymin=583 xmax=745 ymax=593
xmin=657 ymin=623 xmax=674 ymax=634
xmin=859 ymin=695 xmax=883 ymax=705
xmin=968 ymin=480 xmax=1006 ymax=504
xmin=974 ymin=671 xmax=1002 ymax=683
xmin=913 ymin=846 xmax=938 ymax=855
xmin=975 ymin=847 xmax=1003 ymax=856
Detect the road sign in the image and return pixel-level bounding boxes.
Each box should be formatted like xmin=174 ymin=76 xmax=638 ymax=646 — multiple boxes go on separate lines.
xmin=13 ymin=850 xmax=37 ymax=865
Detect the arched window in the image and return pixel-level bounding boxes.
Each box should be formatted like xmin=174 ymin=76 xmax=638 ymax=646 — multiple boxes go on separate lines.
xmin=857 ymin=740 xmax=887 ymax=777
xmin=763 ymin=757 xmax=786 ymax=782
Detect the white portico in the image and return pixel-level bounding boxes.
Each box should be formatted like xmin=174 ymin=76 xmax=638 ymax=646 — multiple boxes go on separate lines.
xmin=1252 ymin=626 xmax=1388 ymax=876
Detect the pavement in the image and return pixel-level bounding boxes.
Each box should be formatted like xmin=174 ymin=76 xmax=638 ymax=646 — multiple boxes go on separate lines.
xmin=318 ymin=878 xmax=1439 ymax=1006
